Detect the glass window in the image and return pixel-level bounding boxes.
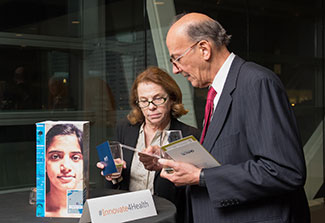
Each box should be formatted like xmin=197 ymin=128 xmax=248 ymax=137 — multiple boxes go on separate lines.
xmin=0 ymin=0 xmax=155 ymax=190
xmin=0 ymin=1 xmax=323 ymax=209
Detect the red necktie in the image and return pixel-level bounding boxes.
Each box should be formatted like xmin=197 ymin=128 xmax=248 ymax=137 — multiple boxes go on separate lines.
xmin=200 ymin=87 xmax=217 ymax=144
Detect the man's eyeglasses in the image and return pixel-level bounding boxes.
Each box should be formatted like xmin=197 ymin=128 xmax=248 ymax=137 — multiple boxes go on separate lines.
xmin=169 ymin=41 xmax=200 ymax=68
xmin=137 ymin=97 xmax=168 ymax=108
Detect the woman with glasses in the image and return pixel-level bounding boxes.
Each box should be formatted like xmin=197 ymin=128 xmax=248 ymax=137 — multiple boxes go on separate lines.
xmin=97 ymin=66 xmax=200 ymax=222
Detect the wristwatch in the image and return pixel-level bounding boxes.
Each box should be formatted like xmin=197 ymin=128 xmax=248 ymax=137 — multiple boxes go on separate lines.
xmin=199 ymin=169 xmax=206 ymax=187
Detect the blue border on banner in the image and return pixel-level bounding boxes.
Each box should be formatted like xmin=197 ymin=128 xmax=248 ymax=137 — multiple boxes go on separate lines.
xmin=36 ymin=123 xmax=45 ymax=217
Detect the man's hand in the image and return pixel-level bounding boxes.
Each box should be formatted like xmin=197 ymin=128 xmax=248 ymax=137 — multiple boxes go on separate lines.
xmin=139 ymin=145 xmax=162 ymax=171
xmin=159 ymin=159 xmax=201 ymax=186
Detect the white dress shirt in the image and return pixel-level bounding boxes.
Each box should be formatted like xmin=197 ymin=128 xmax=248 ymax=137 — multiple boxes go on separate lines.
xmin=211 ymin=52 xmax=235 ymax=111
xmin=129 ymin=122 xmax=170 ymax=194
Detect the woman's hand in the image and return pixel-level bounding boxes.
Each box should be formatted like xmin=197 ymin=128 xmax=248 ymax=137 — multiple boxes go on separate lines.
xmin=139 ymin=145 xmax=162 ymax=171
xmin=96 ymin=160 xmax=126 ymax=181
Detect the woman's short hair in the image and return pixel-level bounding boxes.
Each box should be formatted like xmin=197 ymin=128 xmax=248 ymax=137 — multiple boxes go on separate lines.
xmin=46 ymin=124 xmax=83 ymax=152
xmin=127 ymin=66 xmax=188 ymax=125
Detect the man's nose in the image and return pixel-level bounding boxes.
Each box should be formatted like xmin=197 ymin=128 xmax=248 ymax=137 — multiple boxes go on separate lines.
xmin=172 ymin=63 xmax=182 ymax=74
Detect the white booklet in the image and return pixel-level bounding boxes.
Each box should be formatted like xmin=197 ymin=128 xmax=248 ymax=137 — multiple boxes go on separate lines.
xmin=161 ymin=135 xmax=221 ymax=168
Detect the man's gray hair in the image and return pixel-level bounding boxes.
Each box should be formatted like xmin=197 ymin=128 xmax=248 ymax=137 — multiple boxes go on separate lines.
xmin=173 ymin=13 xmax=231 ymax=47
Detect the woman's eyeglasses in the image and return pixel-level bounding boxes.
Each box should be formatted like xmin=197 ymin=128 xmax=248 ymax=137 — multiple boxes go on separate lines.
xmin=137 ymin=97 xmax=168 ymax=108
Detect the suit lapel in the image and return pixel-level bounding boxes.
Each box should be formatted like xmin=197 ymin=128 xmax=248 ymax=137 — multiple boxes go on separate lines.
xmin=125 ymin=123 xmax=140 ymax=147
xmin=123 ymin=122 xmax=141 ymax=165
xmin=170 ymin=118 xmax=181 ymax=130
xmin=203 ymin=56 xmax=245 ymax=152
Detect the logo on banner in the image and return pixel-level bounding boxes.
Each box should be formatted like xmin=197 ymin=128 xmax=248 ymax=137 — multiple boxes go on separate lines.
xmin=98 ymin=201 xmax=150 ymax=217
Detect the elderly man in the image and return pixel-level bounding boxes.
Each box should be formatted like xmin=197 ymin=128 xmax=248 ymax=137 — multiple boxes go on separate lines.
xmin=142 ymin=12 xmax=310 ymax=223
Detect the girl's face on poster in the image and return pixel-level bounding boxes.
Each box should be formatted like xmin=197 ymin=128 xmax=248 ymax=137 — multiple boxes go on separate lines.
xmin=46 ymin=134 xmax=83 ymax=191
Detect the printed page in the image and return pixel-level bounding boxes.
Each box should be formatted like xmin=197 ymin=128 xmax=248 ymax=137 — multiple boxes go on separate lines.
xmin=162 ymin=136 xmax=220 ymax=168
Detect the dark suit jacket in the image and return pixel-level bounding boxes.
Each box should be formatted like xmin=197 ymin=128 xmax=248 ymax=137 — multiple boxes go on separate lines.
xmin=188 ymin=56 xmax=310 ymax=223
xmin=111 ymin=117 xmax=201 ymax=222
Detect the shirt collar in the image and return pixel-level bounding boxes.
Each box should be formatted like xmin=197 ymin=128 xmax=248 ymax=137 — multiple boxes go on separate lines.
xmin=210 ymin=52 xmax=235 ymax=110
xmin=211 ymin=52 xmax=235 ymax=93
xmin=139 ymin=121 xmax=171 ymax=136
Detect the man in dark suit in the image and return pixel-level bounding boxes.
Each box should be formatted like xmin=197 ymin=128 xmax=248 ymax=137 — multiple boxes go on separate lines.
xmin=155 ymin=12 xmax=310 ymax=222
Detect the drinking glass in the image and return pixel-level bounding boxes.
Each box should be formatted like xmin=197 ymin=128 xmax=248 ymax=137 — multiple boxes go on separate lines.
xmin=109 ymin=141 xmax=124 ymax=178
xmin=29 ymin=187 xmax=37 ymax=205
xmin=160 ymin=130 xmax=183 ymax=173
